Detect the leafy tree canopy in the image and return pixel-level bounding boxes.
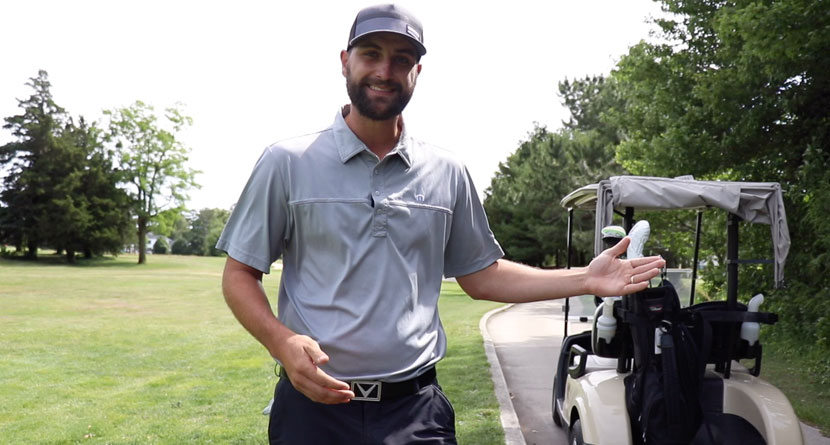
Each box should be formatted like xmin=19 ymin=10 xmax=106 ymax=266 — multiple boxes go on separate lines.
xmin=104 ymin=101 xmax=200 ymax=264
xmin=608 ymin=0 xmax=830 ymax=345
xmin=484 ymin=76 xmax=627 ymax=267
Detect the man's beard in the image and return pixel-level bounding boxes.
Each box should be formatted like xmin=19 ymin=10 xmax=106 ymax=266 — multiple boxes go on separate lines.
xmin=346 ymin=73 xmax=413 ymax=121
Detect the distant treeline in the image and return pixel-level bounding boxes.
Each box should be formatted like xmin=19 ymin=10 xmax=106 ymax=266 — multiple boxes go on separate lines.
xmin=1 ymin=70 xmax=199 ymax=264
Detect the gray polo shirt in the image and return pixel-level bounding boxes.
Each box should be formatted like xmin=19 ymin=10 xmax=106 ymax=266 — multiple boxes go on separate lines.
xmin=217 ymin=108 xmax=503 ymax=382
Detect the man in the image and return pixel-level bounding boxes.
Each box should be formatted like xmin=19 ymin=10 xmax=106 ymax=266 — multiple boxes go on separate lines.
xmin=217 ymin=4 xmax=665 ymax=444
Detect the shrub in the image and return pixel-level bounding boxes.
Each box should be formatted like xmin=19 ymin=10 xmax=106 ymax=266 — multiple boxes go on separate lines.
xmin=171 ymin=238 xmax=190 ymax=255
xmin=153 ymin=238 xmax=169 ymax=254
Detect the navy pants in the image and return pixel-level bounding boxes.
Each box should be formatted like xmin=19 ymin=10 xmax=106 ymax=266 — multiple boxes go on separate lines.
xmin=268 ymin=377 xmax=457 ymax=444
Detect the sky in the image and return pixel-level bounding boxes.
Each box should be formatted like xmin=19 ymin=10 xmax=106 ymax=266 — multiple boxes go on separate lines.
xmin=0 ymin=0 xmax=665 ymax=211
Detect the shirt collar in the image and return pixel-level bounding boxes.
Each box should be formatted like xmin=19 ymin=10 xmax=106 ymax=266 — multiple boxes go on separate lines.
xmin=333 ymin=105 xmax=412 ymax=167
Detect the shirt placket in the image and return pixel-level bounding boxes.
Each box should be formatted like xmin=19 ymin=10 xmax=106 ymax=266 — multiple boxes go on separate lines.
xmin=371 ymin=158 xmax=389 ymax=238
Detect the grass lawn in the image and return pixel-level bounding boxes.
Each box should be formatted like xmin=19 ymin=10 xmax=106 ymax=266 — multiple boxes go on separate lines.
xmin=759 ymin=336 xmax=830 ymax=436
xmin=0 ymin=254 xmax=505 ymax=444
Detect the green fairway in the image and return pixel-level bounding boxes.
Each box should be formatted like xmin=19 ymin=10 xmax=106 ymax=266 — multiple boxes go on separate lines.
xmin=0 ymin=254 xmax=505 ymax=444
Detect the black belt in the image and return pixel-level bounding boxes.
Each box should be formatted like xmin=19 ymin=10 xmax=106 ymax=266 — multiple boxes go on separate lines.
xmin=279 ymin=367 xmax=437 ymax=402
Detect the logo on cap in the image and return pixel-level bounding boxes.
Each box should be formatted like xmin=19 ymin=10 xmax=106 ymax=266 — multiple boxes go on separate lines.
xmin=406 ymin=24 xmax=421 ymax=42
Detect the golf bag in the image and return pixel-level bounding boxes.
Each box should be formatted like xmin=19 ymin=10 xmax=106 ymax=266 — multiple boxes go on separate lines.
xmin=623 ymin=281 xmax=704 ymax=445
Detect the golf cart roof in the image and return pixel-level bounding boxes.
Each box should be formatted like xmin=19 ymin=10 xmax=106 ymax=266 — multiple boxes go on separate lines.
xmin=561 ymin=176 xmax=790 ymax=285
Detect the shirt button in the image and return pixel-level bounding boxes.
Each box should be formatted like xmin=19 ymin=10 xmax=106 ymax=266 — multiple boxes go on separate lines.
xmin=374 ymin=190 xmax=380 ymax=196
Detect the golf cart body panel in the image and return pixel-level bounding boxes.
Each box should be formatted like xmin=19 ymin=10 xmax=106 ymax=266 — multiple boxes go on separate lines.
xmin=553 ymin=176 xmax=801 ymax=445
xmin=718 ymin=368 xmax=804 ymax=444
xmin=560 ymin=363 xmax=803 ymax=445
xmin=563 ymin=368 xmax=630 ymax=444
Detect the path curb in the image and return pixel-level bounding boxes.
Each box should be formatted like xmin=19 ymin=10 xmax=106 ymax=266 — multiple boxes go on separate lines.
xmin=479 ymin=304 xmax=526 ymax=445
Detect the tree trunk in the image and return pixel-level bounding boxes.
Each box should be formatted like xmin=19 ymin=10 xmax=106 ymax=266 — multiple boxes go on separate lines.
xmin=26 ymin=238 xmax=38 ymax=260
xmin=137 ymin=215 xmax=147 ymax=264
xmin=66 ymin=249 xmax=75 ymax=263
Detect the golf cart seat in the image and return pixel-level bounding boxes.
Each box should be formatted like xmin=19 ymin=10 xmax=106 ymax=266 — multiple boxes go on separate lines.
xmin=584 ymin=282 xmax=779 ymax=377
xmin=685 ymin=299 xmax=778 ymax=376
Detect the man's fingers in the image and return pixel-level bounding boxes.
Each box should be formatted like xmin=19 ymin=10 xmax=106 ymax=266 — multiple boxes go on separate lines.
xmin=296 ymin=341 xmax=351 ymax=392
xmin=302 ymin=342 xmax=330 ymax=366
xmin=289 ymin=370 xmax=354 ymax=404
xmin=630 ymin=267 xmax=661 ymax=284
xmin=625 ymin=280 xmax=651 ymax=293
xmin=624 ymin=262 xmax=664 ymax=295
xmin=629 ymin=255 xmax=665 ymax=269
xmin=278 ymin=334 xmax=354 ymax=403
xmin=632 ymin=263 xmax=663 ymax=278
xmin=308 ymin=366 xmax=351 ymax=391
xmin=605 ymin=236 xmax=630 ymax=257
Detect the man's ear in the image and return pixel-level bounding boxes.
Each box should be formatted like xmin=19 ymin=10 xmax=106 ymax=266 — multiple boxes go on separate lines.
xmin=340 ymin=50 xmax=350 ymax=77
xmin=411 ymin=63 xmax=422 ymax=86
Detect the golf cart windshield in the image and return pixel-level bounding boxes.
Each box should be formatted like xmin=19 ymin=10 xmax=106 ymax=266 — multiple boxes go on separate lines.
xmin=560 ymin=176 xmax=790 ymax=286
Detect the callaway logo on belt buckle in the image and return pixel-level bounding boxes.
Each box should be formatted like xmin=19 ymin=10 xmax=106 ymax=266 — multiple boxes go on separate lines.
xmin=351 ymin=380 xmax=382 ymax=402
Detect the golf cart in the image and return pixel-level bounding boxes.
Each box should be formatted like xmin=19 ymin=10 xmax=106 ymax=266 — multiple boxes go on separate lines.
xmin=551 ymin=176 xmax=802 ymax=444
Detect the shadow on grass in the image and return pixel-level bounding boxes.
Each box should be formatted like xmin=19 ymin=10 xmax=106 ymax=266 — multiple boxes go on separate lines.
xmin=0 ymin=253 xmax=139 ymax=268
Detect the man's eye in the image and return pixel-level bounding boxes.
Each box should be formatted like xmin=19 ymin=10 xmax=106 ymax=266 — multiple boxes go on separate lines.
xmin=395 ymin=57 xmax=414 ymax=66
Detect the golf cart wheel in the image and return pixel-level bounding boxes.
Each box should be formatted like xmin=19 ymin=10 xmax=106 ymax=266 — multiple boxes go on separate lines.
xmin=569 ymin=418 xmax=585 ymax=445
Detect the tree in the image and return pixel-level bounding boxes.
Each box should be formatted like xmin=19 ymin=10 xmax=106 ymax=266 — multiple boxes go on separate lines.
xmin=37 ymin=118 xmax=132 ymax=261
xmin=607 ymin=0 xmax=830 ymax=343
xmin=104 ymin=101 xmax=200 ymax=264
xmin=38 ymin=119 xmax=96 ymax=262
xmin=1 ymin=71 xmax=131 ymax=262
xmin=484 ymin=76 xmax=627 ymax=267
xmin=0 ymin=70 xmax=67 ymax=258
xmin=64 ymin=119 xmax=132 ymax=258
xmin=560 ymin=75 xmax=625 ymax=147
xmin=485 ymin=127 xmax=576 ymax=266
xmin=611 ymin=0 xmax=830 ymax=182
xmin=185 ymin=208 xmax=230 ymax=256
xmin=151 ymin=207 xmax=190 ymax=241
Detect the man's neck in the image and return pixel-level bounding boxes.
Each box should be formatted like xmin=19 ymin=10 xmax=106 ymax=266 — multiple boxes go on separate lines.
xmin=343 ymin=105 xmax=403 ymax=159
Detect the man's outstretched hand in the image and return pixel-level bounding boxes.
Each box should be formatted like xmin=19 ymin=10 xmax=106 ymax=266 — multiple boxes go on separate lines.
xmin=586 ymin=236 xmax=666 ymax=297
xmin=276 ymin=334 xmax=355 ymax=404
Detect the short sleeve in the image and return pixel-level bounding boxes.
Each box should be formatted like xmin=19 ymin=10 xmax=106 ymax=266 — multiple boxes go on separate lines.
xmin=442 ymin=166 xmax=504 ymax=277
xmin=215 ymin=146 xmax=290 ymax=273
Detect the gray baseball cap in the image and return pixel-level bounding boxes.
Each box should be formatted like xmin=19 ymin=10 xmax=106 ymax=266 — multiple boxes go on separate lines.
xmin=348 ymin=4 xmax=426 ymax=57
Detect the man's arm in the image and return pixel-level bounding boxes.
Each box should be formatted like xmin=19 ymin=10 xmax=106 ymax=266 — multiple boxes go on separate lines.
xmin=456 ymin=237 xmax=665 ymax=303
xmin=222 ymin=257 xmax=354 ymax=404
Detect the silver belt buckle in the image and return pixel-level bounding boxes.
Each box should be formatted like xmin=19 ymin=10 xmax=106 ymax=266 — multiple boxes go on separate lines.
xmin=351 ymin=380 xmax=382 ymax=402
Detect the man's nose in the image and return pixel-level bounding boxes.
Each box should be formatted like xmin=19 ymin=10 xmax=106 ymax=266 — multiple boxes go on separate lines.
xmin=374 ymin=59 xmax=393 ymax=79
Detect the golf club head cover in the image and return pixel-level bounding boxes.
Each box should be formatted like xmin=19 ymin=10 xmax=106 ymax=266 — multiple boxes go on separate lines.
xmin=601 ymin=225 xmax=627 ymax=250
